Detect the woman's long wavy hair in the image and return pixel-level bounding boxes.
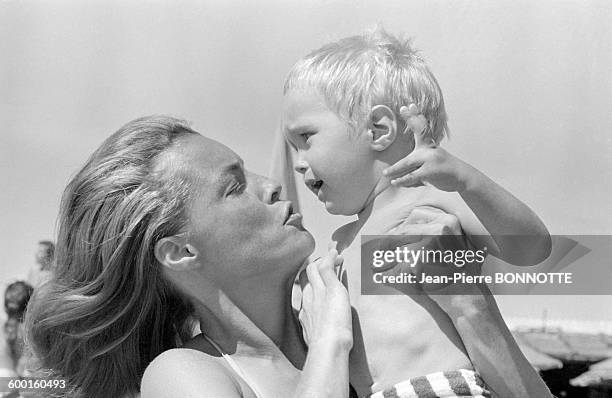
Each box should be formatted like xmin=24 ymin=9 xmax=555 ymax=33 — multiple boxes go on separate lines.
xmin=25 ymin=116 xmax=199 ymax=398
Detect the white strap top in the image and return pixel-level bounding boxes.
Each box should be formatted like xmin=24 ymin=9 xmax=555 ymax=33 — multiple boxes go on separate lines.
xmin=202 ymin=334 xmax=264 ymax=398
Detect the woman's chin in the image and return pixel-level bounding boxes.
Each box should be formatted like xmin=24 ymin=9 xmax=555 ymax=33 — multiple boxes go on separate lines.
xmin=294 ymin=227 xmax=315 ymax=250
xmin=294 ymin=237 xmax=316 ymax=266
xmin=300 ymin=234 xmax=316 ymax=259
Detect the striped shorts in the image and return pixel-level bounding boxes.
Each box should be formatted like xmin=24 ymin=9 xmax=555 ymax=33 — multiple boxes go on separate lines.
xmin=368 ymin=369 xmax=491 ymax=398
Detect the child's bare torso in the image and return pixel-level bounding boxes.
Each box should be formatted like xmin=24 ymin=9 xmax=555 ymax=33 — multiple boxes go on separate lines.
xmin=333 ymin=186 xmax=473 ymax=396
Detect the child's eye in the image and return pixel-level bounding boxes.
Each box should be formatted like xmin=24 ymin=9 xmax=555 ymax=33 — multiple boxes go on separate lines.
xmin=301 ymin=132 xmax=315 ymax=142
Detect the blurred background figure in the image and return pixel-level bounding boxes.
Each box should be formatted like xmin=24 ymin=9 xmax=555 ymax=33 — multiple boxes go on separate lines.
xmin=1 ymin=281 xmax=33 ymax=378
xmin=27 ymin=241 xmax=54 ymax=288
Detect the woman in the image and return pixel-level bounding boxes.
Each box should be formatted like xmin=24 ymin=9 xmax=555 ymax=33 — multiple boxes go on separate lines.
xmin=26 ymin=116 xmax=353 ymax=398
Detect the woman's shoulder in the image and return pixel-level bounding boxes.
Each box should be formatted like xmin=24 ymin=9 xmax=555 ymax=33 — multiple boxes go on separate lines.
xmin=147 ymin=346 xmax=215 ymax=365
xmin=141 ymin=348 xmax=242 ymax=398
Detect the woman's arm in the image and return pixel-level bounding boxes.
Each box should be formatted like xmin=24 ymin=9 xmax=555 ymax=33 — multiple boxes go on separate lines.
xmin=294 ymin=338 xmax=351 ymax=398
xmin=432 ymin=287 xmax=554 ymax=398
xmin=295 ymin=250 xmax=353 ymax=398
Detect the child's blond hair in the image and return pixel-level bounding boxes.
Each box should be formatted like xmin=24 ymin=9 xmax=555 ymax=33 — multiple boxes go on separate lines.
xmin=284 ymin=28 xmax=449 ymax=144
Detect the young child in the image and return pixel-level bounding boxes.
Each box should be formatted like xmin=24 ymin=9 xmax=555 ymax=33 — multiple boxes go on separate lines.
xmin=280 ymin=29 xmax=552 ymax=397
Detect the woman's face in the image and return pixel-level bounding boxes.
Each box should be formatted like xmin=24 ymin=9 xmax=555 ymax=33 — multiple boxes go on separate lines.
xmin=175 ymin=134 xmax=314 ymax=280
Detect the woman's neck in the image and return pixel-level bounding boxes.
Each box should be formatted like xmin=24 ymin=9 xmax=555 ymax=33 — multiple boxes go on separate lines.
xmin=192 ymin=273 xmax=306 ymax=366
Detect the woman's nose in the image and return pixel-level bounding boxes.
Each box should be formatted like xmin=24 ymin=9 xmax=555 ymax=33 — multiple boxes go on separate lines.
xmin=247 ymin=172 xmax=282 ymax=204
xmin=262 ymin=179 xmax=282 ymax=204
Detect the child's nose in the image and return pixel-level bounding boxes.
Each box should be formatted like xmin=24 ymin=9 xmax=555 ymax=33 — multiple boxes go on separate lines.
xmin=294 ymin=159 xmax=308 ymax=175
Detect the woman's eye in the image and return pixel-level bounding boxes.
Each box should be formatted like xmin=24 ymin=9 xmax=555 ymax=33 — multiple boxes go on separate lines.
xmin=228 ymin=183 xmax=246 ymax=196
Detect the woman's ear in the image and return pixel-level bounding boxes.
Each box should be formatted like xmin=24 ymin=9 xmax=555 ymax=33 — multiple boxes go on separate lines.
xmin=154 ymin=236 xmax=200 ymax=271
xmin=367 ymin=105 xmax=398 ymax=151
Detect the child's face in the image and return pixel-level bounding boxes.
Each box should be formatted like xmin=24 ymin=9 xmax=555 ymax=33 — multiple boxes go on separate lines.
xmin=282 ymin=88 xmax=377 ymax=215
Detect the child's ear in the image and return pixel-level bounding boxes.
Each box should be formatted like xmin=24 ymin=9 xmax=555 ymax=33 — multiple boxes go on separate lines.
xmin=367 ymin=105 xmax=398 ymax=151
xmin=154 ymin=236 xmax=201 ymax=271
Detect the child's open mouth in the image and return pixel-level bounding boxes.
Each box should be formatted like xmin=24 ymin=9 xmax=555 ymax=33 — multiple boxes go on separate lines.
xmin=306 ymin=179 xmax=323 ymax=194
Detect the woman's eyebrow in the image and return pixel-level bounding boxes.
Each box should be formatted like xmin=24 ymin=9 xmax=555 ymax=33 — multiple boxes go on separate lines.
xmin=214 ymin=162 xmax=244 ymax=197
xmin=221 ymin=160 xmax=244 ymax=174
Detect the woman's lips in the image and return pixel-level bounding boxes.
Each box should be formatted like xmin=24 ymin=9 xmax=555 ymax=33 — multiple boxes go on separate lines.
xmin=284 ymin=212 xmax=303 ymax=227
xmin=283 ymin=202 xmax=294 ymax=223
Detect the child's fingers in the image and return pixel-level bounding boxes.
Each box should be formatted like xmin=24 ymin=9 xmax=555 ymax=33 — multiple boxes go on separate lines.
xmin=400 ymin=103 xmax=430 ymax=149
xmin=411 ymin=116 xmax=430 ymax=149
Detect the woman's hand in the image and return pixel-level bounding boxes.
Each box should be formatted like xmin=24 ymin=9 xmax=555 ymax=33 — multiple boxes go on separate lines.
xmin=298 ymin=249 xmax=352 ymax=351
xmin=295 ymin=249 xmax=353 ymax=398
xmin=375 ymin=206 xmax=483 ymax=293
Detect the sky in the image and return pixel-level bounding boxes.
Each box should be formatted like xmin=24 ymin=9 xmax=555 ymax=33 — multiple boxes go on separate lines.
xmin=1 ymin=0 xmax=611 ymax=324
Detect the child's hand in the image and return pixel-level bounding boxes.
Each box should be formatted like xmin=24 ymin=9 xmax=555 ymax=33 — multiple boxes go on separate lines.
xmin=382 ymin=104 xmax=474 ymax=192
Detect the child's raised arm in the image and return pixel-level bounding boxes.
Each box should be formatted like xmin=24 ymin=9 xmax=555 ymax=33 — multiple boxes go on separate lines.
xmin=383 ymin=105 xmax=551 ymax=266
xmin=379 ymin=209 xmax=554 ymax=397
